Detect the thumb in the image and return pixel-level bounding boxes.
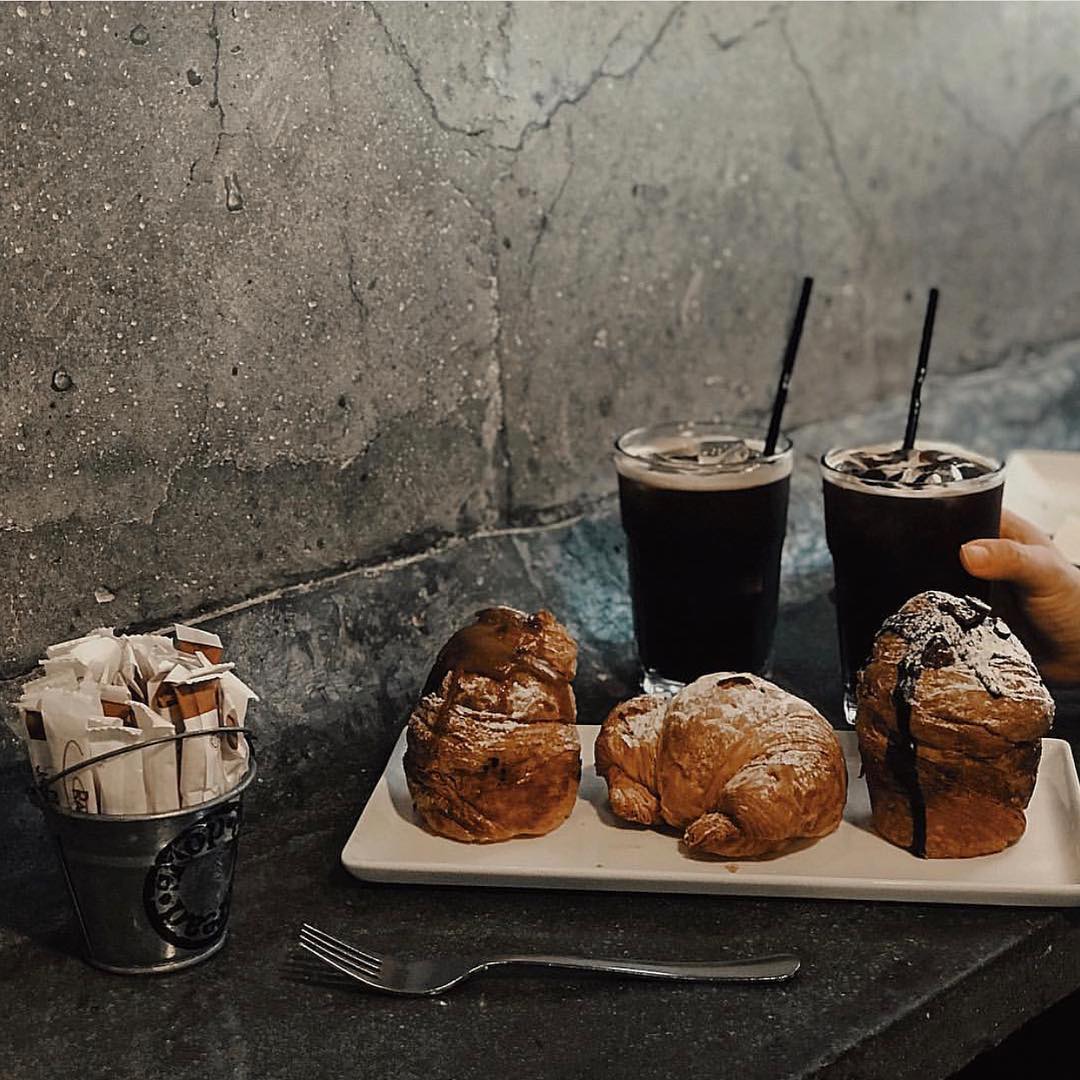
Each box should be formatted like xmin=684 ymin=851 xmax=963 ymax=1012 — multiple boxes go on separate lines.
xmin=960 ymin=538 xmax=1063 ymax=597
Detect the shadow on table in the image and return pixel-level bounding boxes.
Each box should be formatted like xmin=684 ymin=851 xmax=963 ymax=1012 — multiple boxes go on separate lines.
xmin=0 ymin=762 xmax=83 ymax=957
xmin=951 ymin=983 xmax=1080 ymax=1078
xmin=773 ymin=590 xmax=845 ymax=726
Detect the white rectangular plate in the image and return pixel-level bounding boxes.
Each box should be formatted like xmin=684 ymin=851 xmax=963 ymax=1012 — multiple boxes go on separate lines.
xmin=341 ymin=728 xmax=1080 ymax=906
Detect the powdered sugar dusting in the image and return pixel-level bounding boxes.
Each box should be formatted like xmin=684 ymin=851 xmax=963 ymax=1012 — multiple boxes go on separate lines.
xmin=879 ymin=591 xmax=1037 ymax=698
xmin=666 ymin=672 xmax=819 ymax=730
xmin=598 ymin=671 xmax=846 ymax=856
xmin=616 ymin=700 xmax=667 ymax=750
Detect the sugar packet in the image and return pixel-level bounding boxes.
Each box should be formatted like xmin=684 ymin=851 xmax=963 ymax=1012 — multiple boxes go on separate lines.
xmin=88 ymin=721 xmax=149 ymax=816
xmin=37 ymin=685 xmax=105 ymax=813
xmin=174 ymin=624 xmax=224 ymax=665
xmin=45 ymin=629 xmax=125 ymax=685
xmin=130 ymin=702 xmax=181 ymax=814
xmin=166 ymin=666 xmax=228 ymax=808
xmin=11 ymin=671 xmax=78 ymax=796
xmin=219 ymin=670 xmax=258 ymax=790
xmin=11 ymin=626 xmax=256 ymax=815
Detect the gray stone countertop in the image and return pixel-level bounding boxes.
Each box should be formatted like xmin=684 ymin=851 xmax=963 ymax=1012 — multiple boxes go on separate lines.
xmin=3 ymin=511 xmax=1080 ymax=1080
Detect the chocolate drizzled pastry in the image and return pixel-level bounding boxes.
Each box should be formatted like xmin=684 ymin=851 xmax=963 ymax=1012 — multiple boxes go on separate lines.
xmin=405 ymin=607 xmax=581 ymax=842
xmin=856 ymin=591 xmax=1054 ymax=858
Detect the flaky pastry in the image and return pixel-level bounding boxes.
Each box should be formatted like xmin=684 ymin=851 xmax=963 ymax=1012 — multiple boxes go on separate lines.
xmin=597 ymin=673 xmax=847 ymax=857
xmin=856 ymin=591 xmax=1054 ymax=858
xmin=404 ymin=607 xmax=581 ymax=842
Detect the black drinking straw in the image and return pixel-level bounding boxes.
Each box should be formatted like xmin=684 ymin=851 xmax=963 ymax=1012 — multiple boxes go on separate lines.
xmin=902 ymin=287 xmax=940 ymax=451
xmin=763 ymin=276 xmax=814 ymax=456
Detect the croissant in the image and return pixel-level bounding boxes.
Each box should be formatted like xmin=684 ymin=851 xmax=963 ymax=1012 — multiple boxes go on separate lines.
xmin=404 ymin=607 xmax=581 ymax=842
xmin=596 ymin=673 xmax=847 ymax=857
xmin=856 ymin=591 xmax=1054 ymax=858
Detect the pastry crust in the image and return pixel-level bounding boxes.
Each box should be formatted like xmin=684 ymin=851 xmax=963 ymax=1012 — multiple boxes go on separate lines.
xmin=405 ymin=696 xmax=581 ymax=842
xmin=593 ymin=694 xmax=667 ymax=825
xmin=596 ymin=673 xmax=847 ymax=857
xmin=855 ymin=591 xmax=1054 ymax=858
xmin=422 ymin=607 xmax=576 ymax=722
xmin=405 ymin=607 xmax=581 ymax=842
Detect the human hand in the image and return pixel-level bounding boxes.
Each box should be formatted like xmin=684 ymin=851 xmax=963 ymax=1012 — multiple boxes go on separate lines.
xmin=961 ymin=510 xmax=1080 ymax=685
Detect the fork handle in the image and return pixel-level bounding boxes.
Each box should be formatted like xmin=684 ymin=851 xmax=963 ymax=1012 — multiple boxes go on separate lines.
xmin=481 ymin=953 xmax=800 ymax=983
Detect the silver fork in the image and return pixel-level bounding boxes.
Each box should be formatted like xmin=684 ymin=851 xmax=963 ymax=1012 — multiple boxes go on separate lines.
xmin=298 ymin=923 xmax=799 ymax=995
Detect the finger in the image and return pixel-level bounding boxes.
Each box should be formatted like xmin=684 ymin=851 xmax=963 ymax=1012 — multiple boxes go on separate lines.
xmin=999 ymin=509 xmax=1053 ymax=547
xmin=960 ymin=538 xmax=1063 ymax=596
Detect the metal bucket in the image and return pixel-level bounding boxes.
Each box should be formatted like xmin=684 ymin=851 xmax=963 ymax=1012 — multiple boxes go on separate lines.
xmin=30 ymin=728 xmax=255 ymax=974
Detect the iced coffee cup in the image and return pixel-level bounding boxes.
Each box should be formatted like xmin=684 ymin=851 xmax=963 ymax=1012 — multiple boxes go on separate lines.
xmin=820 ymin=440 xmax=1005 ymax=722
xmin=614 ymin=421 xmax=793 ymax=695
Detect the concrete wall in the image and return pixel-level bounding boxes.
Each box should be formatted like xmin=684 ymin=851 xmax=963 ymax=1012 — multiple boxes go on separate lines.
xmin=4 ymin=0 xmax=1080 ymax=675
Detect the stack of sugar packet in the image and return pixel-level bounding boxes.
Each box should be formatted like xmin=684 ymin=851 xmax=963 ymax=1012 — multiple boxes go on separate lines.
xmin=8 ymin=625 xmax=258 ymax=815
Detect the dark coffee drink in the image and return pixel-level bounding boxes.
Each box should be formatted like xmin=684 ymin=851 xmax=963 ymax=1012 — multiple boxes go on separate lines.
xmin=615 ymin=423 xmax=793 ymax=694
xmin=821 ymin=442 xmax=1005 ymax=722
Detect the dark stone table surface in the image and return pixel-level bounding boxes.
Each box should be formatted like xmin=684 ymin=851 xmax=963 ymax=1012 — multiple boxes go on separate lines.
xmin=2 ymin=510 xmax=1080 ymax=1080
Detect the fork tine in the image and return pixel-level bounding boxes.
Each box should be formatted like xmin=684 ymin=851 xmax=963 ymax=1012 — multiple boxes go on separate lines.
xmin=300 ymin=923 xmax=382 ymax=968
xmin=298 ymin=939 xmax=383 ymax=985
xmin=299 ymin=923 xmax=382 ymax=969
xmin=299 ymin=931 xmax=380 ymax=977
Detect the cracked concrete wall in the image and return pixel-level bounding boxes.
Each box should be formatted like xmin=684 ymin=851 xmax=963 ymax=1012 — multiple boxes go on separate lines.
xmin=3 ymin=1 xmax=1080 ymax=675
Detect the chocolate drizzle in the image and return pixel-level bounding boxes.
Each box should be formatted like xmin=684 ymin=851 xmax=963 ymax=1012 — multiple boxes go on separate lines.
xmin=877 ymin=592 xmax=1005 ymax=857
xmin=887 ymin=654 xmax=927 ymax=856
xmin=880 ymin=592 xmax=1007 ymax=699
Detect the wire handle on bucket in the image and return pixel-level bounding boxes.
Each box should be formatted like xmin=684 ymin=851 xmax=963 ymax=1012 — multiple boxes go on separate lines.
xmin=29 ymin=727 xmax=256 ymax=807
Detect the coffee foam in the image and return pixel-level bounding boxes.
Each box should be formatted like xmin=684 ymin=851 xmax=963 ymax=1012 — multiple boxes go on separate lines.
xmin=821 ymin=441 xmax=1003 ymax=499
xmin=614 ymin=433 xmax=793 ymax=492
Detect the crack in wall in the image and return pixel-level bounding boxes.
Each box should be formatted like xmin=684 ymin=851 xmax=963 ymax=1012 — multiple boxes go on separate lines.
xmin=778 ymin=13 xmax=871 ymax=236
xmin=908 ymin=5 xmax=1075 ymax=163
xmin=341 ymin=195 xmax=368 ymax=323
xmin=480 ymin=1 xmax=517 ymax=104
xmin=496 ymin=2 xmax=514 ymax=64
xmin=360 ymin=0 xmax=685 ymax=532
xmin=500 ymin=1 xmax=687 ymax=153
xmin=708 ymin=15 xmax=772 ymax=52
xmin=368 ymin=1 xmax=490 ymax=139
xmin=180 ymin=4 xmax=249 ymax=198
xmin=345 ymin=248 xmax=368 ymax=321
xmin=208 ymin=2 xmax=226 ymax=137
xmin=369 ymin=1 xmax=684 ymax=155
xmin=526 ymin=123 xmax=575 ymax=276
xmin=935 ymin=74 xmax=1014 ymax=156
xmin=488 ymin=4 xmax=687 ymax=517
xmin=1015 ymin=91 xmax=1080 ymax=157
